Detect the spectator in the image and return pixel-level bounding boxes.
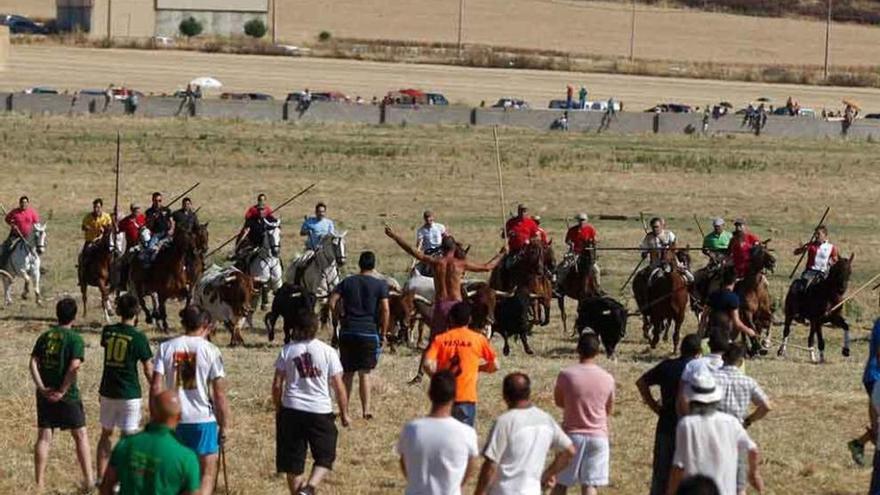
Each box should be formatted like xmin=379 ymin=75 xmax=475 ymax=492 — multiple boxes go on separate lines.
xmin=852 ymin=318 xmax=880 ymax=466
xmin=273 ymin=311 xmax=350 ymax=495
xmin=676 ymin=475 xmax=721 ymax=495
xmin=96 ymin=293 xmax=154 ymax=482
xmin=636 ymin=333 xmax=702 ymax=495
xmin=578 ymin=86 xmax=588 ymax=109
xmin=552 ymin=333 xmax=615 ymax=495
xmin=475 ymin=373 xmax=576 ymax=495
xmin=678 ymin=329 xmax=729 ymax=415
xmin=699 ymin=267 xmax=757 ymax=341
xmin=423 ymin=302 xmax=498 ymax=426
xmin=328 ymin=250 xmax=390 ymax=420
xmin=714 ymin=343 xmax=772 ymax=495
xmin=99 ymin=391 xmax=200 ymax=495
xmin=668 ymin=371 xmax=763 ymax=495
xmin=397 ymin=370 xmax=479 ymax=495
xmin=151 ymin=305 xmax=230 ymax=495
xmin=30 ymin=298 xmax=95 ymax=492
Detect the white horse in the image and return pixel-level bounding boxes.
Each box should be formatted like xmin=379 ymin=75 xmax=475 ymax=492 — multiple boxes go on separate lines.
xmin=1 ymin=223 xmax=47 ymax=306
xmin=286 ymin=232 xmax=347 ymax=338
xmin=242 ymin=218 xmax=283 ymax=310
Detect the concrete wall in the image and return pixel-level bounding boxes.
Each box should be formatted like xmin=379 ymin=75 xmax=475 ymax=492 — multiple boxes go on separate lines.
xmin=290 ymin=101 xmax=382 ymax=124
xmin=657 ymin=113 xmax=703 ymax=135
xmin=384 ymin=105 xmax=473 ymax=126
xmin=140 ymin=96 xmax=189 ymax=117
xmin=760 ymin=115 xmax=841 ymax=138
xmin=10 ymin=94 xmax=76 ymax=115
xmin=196 ymin=99 xmax=284 ymax=121
xmin=474 ymin=108 xmax=561 ymax=131
xmin=155 ymin=10 xmax=266 ymax=37
xmin=70 ymin=0 xmax=156 ymax=38
xmin=600 ymin=112 xmax=657 ymax=134
xmin=0 ymin=92 xmax=11 ymax=112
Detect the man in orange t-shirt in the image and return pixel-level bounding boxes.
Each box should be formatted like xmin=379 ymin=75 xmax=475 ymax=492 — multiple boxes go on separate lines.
xmin=424 ymin=302 xmax=498 ymax=426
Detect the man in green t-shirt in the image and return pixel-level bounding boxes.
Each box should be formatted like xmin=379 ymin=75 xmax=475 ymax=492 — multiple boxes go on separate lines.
xmin=29 ymin=297 xmax=95 ymax=492
xmin=702 ymin=217 xmax=732 ymax=263
xmin=97 ymin=293 xmax=154 ymax=483
xmin=100 ymin=390 xmax=201 ymax=495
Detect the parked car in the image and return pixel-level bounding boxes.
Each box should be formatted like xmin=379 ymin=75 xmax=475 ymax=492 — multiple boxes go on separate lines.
xmin=864 ymin=113 xmax=880 ymax=119
xmin=771 ymin=107 xmax=816 ymax=118
xmin=645 ymin=103 xmax=693 ymax=113
xmin=384 ymin=89 xmax=448 ymax=105
xmin=548 ymin=99 xmax=570 ymax=109
xmin=23 ymin=87 xmax=58 ymax=94
xmin=286 ymin=91 xmax=348 ymax=103
xmin=3 ymin=15 xmax=48 ymax=34
xmin=78 ymin=89 xmax=107 ymax=97
xmin=492 ymin=98 xmax=529 ymax=109
xmin=221 ymin=92 xmax=274 ymax=101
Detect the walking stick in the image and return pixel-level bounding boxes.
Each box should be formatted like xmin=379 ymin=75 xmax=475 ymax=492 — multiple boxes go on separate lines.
xmin=789 ymin=206 xmax=830 ymax=279
xmin=221 ymin=442 xmax=230 ymax=495
xmin=493 ymin=126 xmax=507 ymax=238
xmin=619 ymin=256 xmax=645 ymax=293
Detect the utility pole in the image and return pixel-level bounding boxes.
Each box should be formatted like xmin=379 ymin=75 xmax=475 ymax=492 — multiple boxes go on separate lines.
xmin=823 ymin=0 xmax=832 ymax=79
xmin=457 ymin=0 xmax=465 ymax=58
xmin=106 ymin=0 xmax=112 ymax=40
xmin=629 ymin=0 xmax=636 ymax=61
xmin=272 ymin=0 xmax=278 ymax=44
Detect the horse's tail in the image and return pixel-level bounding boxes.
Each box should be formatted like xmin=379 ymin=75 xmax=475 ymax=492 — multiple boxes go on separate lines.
xmin=0 ymin=269 xmax=12 ymax=283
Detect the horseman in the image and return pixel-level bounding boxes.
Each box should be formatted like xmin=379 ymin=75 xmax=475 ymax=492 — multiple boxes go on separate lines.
xmin=300 ymin=201 xmax=336 ymax=258
xmin=235 ymin=205 xmax=278 ymax=256
xmin=118 ymin=203 xmax=145 ymax=252
xmin=701 ymin=217 xmax=732 ymax=265
xmin=78 ymin=198 xmax=113 ymax=276
xmin=0 ymin=195 xmax=40 ymax=269
xmin=559 ymin=212 xmax=599 ymax=287
xmin=634 ymin=217 xmax=692 ymax=310
xmin=792 ymin=225 xmax=839 ymax=296
xmin=244 ymin=193 xmax=272 ymax=220
xmin=728 ymin=218 xmax=761 ymax=280
xmin=171 ymin=197 xmax=200 ymax=234
xmin=533 ymin=216 xmax=549 ymax=247
xmin=498 ymin=204 xmax=540 ymax=285
xmin=142 ymin=192 xmax=175 ymax=263
xmin=415 ymin=210 xmax=447 ymax=276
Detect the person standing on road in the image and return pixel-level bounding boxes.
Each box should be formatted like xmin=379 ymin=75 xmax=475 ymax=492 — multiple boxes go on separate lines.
xmin=398 ymin=370 xmax=479 ymax=495
xmin=328 ymin=251 xmax=390 ymax=420
xmin=475 ymin=373 xmax=576 ymax=495
xmin=99 ymin=391 xmax=201 ymax=495
xmin=30 ymin=297 xmax=95 ymax=492
xmin=552 ymin=333 xmax=615 ymax=495
xmin=273 ymin=311 xmax=350 ymax=495
xmin=151 ymin=305 xmax=230 ymax=495
xmin=423 ymin=302 xmax=498 ymax=426
xmin=96 ymin=293 xmax=154 ymax=483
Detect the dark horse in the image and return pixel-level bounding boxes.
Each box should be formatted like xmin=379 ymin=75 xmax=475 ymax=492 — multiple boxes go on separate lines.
xmin=633 ymin=249 xmax=692 ymax=351
xmin=79 ymin=229 xmax=123 ymax=321
xmin=555 ymin=242 xmax=601 ymax=335
xmin=734 ymin=242 xmax=775 ymax=355
xmin=778 ymin=255 xmax=853 ymax=363
xmin=129 ymin=228 xmax=204 ymax=332
xmin=490 ymin=241 xmax=553 ymax=326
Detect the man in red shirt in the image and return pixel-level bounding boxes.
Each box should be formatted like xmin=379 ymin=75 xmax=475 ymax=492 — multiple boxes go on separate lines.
xmin=244 ymin=193 xmax=272 ymax=220
xmin=533 ymin=216 xmax=550 ymax=246
xmin=504 ymin=204 xmax=539 ymax=253
xmin=0 ymin=195 xmax=41 ymax=267
xmin=560 ymin=213 xmax=600 ymax=287
xmin=728 ymin=218 xmax=761 ymax=279
xmin=118 ymin=203 xmax=146 ymax=249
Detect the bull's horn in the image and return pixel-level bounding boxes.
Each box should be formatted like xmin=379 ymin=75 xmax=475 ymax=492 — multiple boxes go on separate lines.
xmin=494 ymin=290 xmax=514 ymax=297
xmin=529 ymin=293 xmax=541 ymax=299
xmin=290 ymin=292 xmax=302 ymax=298
xmin=465 ymin=290 xmax=477 ymax=298
xmin=413 ymin=294 xmax=432 ymax=305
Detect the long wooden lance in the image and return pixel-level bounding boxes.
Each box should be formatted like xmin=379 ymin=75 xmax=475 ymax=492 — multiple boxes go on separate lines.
xmin=112 ymin=132 xmax=121 ymax=259
xmin=827 ymin=271 xmax=880 ymax=315
xmin=166 ymin=182 xmax=201 ymax=210
xmin=493 ymin=126 xmax=507 ymax=239
xmin=789 ymin=206 xmax=830 ymax=279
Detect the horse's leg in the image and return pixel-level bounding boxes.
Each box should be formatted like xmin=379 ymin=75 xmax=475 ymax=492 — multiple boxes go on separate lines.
xmin=81 ymin=284 xmax=89 ymax=318
xmin=137 ymin=292 xmax=153 ymax=324
xmin=521 ymin=331 xmax=534 ymax=355
xmin=837 ymin=316 xmax=852 ymax=357
xmin=265 ymin=311 xmax=277 ymax=342
xmin=807 ymin=321 xmax=818 ymax=363
xmin=649 ymin=317 xmax=661 ymax=349
xmin=778 ymin=315 xmax=793 ymax=357
xmin=672 ymin=316 xmax=683 ymax=354
xmin=557 ymin=296 xmax=568 ymax=335
xmin=32 ymin=263 xmax=41 ymax=305
xmin=157 ymin=295 xmax=169 ymax=333
xmin=21 ymin=274 xmax=29 ymax=300
xmin=2 ymin=275 xmax=11 ymax=306
xmin=816 ymin=323 xmax=826 ymax=364
xmin=502 ymin=333 xmax=511 ymax=356
xmin=541 ymin=294 xmax=551 ymax=326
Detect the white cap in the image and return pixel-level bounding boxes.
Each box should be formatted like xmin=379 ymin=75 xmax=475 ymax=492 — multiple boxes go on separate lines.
xmin=712 ymin=217 xmax=724 ymax=227
xmin=575 ymin=213 xmax=588 ymax=221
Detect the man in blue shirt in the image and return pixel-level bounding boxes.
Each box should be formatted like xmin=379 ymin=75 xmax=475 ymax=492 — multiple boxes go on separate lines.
xmin=850 ymin=319 xmax=880 ymax=466
xmin=300 ymin=202 xmax=336 ymax=251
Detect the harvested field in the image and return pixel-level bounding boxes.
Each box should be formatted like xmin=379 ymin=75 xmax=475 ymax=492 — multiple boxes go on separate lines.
xmin=6 ymin=44 xmax=880 ymax=111
xmin=0 ymin=115 xmax=877 ymax=494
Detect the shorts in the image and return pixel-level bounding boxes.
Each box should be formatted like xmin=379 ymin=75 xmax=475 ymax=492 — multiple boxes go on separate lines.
xmin=338 ymin=334 xmax=379 ymax=372
xmin=36 ymin=396 xmax=86 ymax=430
xmin=736 ymin=448 xmax=747 ymax=491
xmin=176 ymin=422 xmax=219 ymax=456
xmin=276 ymin=407 xmax=338 ymax=474
xmin=452 ymin=402 xmax=476 ymax=427
xmin=99 ymin=397 xmax=143 ymax=434
xmin=558 ymin=434 xmax=610 ymax=487
xmin=866 ymin=380 xmax=876 ymax=396
xmin=431 ymin=300 xmax=458 ymax=336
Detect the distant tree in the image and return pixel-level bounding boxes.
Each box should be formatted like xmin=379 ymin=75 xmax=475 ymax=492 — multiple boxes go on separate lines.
xmin=244 ymin=18 xmax=267 ymax=38
xmin=179 ymin=16 xmax=203 ymax=38
xmin=318 ymin=30 xmax=332 ymax=42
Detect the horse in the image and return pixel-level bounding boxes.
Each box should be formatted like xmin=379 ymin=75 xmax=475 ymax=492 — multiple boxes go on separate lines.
xmin=778 ymin=255 xmax=853 ymax=363
xmin=129 ymin=228 xmax=202 ymax=332
xmin=634 ymin=248 xmax=692 ymax=352
xmin=286 ymin=232 xmax=347 ymax=338
xmin=78 ymin=228 xmax=126 ymax=322
xmin=555 ymin=243 xmax=601 ymax=335
xmin=734 ymin=242 xmax=775 ymax=355
xmin=0 ymin=223 xmax=47 ymax=306
xmin=490 ymin=241 xmax=552 ymax=326
xmin=235 ymin=218 xmax=282 ymax=311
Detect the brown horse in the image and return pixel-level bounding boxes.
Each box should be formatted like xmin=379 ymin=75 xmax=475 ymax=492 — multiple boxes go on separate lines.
xmin=555 ymin=242 xmax=601 ymax=335
xmin=78 ymin=229 xmax=124 ymax=321
xmin=778 ymin=255 xmax=853 ymax=363
xmin=490 ymin=241 xmax=553 ymax=326
xmin=634 ymin=249 xmax=692 ymax=351
xmin=129 ymin=228 xmax=202 ymax=332
xmin=734 ymin=243 xmax=775 ymax=355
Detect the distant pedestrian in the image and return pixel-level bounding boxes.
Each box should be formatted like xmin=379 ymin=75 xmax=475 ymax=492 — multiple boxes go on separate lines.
xmin=151 ymin=305 xmax=230 ymax=495
xmin=99 ymin=391 xmax=200 ymax=495
xmin=668 ymin=371 xmax=763 ymax=495
xmin=566 ymin=85 xmax=574 ymax=109
xmin=423 ymin=302 xmax=498 ymax=426
xmin=850 ymin=318 xmax=880 ymax=466
xmin=96 ymin=293 xmax=154 ymax=483
xmin=30 ymin=297 xmax=95 ymax=492
xmin=398 ymin=370 xmax=479 ymax=495
xmin=328 ymin=250 xmax=390 ymax=420
xmin=273 ymin=311 xmax=350 ymax=495
xmin=636 ymin=333 xmax=702 ymax=495
xmin=475 ymin=373 xmax=576 ymax=495
xmin=104 ymin=83 xmax=114 ymax=112
xmin=552 ymin=333 xmax=615 ymax=495
xmin=714 ymin=343 xmax=772 ymax=495
xmin=578 ymin=86 xmax=587 ymax=109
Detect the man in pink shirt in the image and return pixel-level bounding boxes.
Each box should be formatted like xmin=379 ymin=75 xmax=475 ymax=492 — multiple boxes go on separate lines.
xmin=553 ymin=333 xmax=615 ymax=495
xmin=0 ymin=195 xmax=40 ymax=267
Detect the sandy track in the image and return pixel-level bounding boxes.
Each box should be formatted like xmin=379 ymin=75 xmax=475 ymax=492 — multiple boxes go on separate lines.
xmin=5 ymin=44 xmax=880 ymax=110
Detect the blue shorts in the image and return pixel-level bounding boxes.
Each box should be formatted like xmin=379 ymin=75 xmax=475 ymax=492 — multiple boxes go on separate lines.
xmin=452 ymin=402 xmax=476 ymax=427
xmin=176 ymin=422 xmax=219 ymax=456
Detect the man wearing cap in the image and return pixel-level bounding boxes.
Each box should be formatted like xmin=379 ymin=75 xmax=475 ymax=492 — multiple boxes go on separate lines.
xmin=702 ymin=218 xmax=732 ymax=263
xmin=560 ymin=213 xmax=600 ymax=287
xmin=728 ymin=218 xmax=761 ymax=279
xmin=668 ymin=371 xmax=764 ymax=495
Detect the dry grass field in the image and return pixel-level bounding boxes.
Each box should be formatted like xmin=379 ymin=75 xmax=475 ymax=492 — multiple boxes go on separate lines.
xmin=0 ymin=115 xmax=879 ymax=494
xmin=7 ymin=44 xmax=880 ymax=111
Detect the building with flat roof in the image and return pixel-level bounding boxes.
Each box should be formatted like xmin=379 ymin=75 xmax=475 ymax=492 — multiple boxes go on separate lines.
xmin=57 ymin=0 xmax=269 ymax=38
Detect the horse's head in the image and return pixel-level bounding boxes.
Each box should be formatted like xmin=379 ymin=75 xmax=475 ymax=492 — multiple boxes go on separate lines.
xmin=673 ymin=247 xmax=691 ymax=270
xmin=749 ymin=241 xmax=776 ymax=274
xmin=31 ymin=223 xmax=47 ymax=255
xmin=193 ymin=222 xmax=210 ymax=254
xmin=263 ymin=219 xmax=281 ymax=257
xmin=828 ymin=254 xmax=853 ymax=293
xmin=327 ymin=231 xmax=347 ymax=266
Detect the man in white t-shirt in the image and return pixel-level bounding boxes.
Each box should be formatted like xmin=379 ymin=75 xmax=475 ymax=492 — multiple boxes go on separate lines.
xmin=668 ymin=370 xmax=764 ymax=495
xmin=416 ymin=210 xmax=447 ymax=255
xmin=475 ymin=373 xmax=576 ymax=495
xmin=273 ymin=311 xmax=350 ymax=495
xmin=398 ymin=370 xmax=478 ymax=495
xmin=151 ymin=305 xmax=230 ymax=495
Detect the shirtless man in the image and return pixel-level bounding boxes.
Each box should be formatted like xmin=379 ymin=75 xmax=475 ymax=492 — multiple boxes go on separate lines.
xmin=385 ymin=226 xmax=506 ymax=382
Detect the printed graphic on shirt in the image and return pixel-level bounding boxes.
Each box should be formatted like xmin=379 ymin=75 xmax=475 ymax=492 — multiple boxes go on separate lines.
xmin=293 ymin=352 xmax=322 ymax=378
xmin=173 ymin=352 xmax=197 ymax=390
xmin=104 ymin=333 xmax=133 ymax=369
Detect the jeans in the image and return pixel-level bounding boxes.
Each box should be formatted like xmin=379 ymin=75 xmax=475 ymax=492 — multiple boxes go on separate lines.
xmin=452 ymin=402 xmax=476 ymax=427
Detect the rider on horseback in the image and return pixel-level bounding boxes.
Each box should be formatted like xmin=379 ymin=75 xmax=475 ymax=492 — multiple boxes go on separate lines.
xmin=0 ymin=196 xmax=40 ymax=269
xmin=171 ymin=197 xmax=200 ymax=234
xmin=78 ymin=198 xmax=112 ymax=279
xmin=640 ymin=217 xmax=690 ymax=282
xmin=500 ymin=204 xmax=540 ymax=284
xmin=415 ymin=210 xmax=447 ymax=276
xmin=792 ymin=225 xmax=839 ymax=296
xmin=142 ymin=192 xmax=175 ymax=264
xmin=701 ymin=217 xmax=732 ymax=265
xmin=559 ymin=212 xmax=599 ymax=287
xmin=728 ymin=218 xmax=761 ymax=279
xmin=297 ymin=202 xmax=336 ymax=264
